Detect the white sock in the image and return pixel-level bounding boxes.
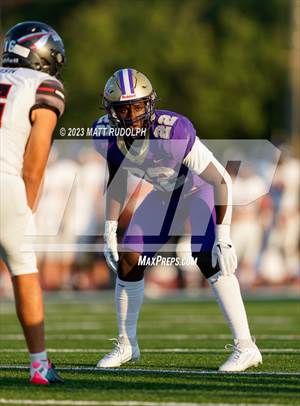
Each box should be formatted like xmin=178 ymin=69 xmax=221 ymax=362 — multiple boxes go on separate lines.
xmin=115 ymin=277 xmax=144 ymax=343
xmin=29 ymin=351 xmax=48 ymax=368
xmin=208 ymin=273 xmax=253 ymax=346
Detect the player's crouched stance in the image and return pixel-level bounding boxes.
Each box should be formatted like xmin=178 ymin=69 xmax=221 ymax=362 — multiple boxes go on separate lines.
xmin=93 ymin=68 xmax=262 ymax=372
xmin=0 ymin=21 xmax=65 ymax=384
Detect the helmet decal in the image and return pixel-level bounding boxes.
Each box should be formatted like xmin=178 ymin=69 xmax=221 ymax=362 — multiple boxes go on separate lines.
xmin=118 ymin=68 xmax=136 ymax=100
xmin=11 ymin=44 xmax=30 ymax=58
xmin=18 ymin=30 xmax=48 ymax=44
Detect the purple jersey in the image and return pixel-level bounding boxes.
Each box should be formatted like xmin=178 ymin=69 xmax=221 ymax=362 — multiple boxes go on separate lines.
xmin=93 ymin=110 xmax=212 ymax=193
xmin=93 ymin=109 xmax=217 ymax=257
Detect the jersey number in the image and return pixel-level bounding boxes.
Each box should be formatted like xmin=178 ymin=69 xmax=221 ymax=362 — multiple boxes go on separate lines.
xmin=153 ymin=114 xmax=178 ymax=139
xmin=0 ymin=83 xmax=12 ymax=127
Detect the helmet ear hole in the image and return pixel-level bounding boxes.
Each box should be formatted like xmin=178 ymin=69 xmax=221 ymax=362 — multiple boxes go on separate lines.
xmin=34 ymin=62 xmax=42 ymax=71
xmin=39 ymin=57 xmax=51 ymax=73
xmin=40 ymin=57 xmax=50 ymax=65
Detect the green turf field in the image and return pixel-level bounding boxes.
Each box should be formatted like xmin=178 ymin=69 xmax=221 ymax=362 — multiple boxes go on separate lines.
xmin=0 ymin=294 xmax=299 ymax=406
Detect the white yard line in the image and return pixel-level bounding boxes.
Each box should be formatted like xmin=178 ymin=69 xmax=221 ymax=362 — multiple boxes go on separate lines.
xmin=0 ymin=400 xmax=292 ymax=406
xmin=2 ymin=316 xmax=298 ymax=324
xmin=1 ymin=348 xmax=300 ymax=353
xmin=0 ymin=334 xmax=299 ymax=340
xmin=0 ymin=323 xmax=102 ymax=330
xmin=0 ymin=365 xmax=299 ymax=377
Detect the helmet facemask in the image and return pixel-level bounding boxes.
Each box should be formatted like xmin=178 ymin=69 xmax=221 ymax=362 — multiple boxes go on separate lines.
xmin=37 ymin=48 xmax=65 ymax=79
xmin=104 ymin=92 xmax=156 ymax=130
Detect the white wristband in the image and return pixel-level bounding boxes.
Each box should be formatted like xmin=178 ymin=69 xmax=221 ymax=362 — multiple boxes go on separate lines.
xmin=104 ymin=220 xmax=118 ymax=235
xmin=215 ymin=224 xmax=231 ymax=240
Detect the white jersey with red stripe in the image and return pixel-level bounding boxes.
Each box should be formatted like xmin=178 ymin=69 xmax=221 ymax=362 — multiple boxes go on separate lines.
xmin=0 ymin=67 xmax=64 ymax=176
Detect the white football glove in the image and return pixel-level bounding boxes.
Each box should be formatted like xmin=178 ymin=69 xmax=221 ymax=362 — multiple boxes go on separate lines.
xmin=212 ymin=225 xmax=237 ymax=276
xmin=104 ymin=220 xmax=119 ymax=273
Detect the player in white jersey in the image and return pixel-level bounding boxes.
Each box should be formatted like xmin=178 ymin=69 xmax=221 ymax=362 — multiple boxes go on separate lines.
xmin=0 ymin=21 xmax=65 ymax=384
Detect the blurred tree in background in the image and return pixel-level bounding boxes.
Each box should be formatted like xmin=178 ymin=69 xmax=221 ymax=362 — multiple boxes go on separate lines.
xmin=1 ymin=0 xmax=290 ymax=139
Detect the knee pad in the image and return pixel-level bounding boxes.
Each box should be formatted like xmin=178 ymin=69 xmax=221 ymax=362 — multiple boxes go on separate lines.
xmin=192 ymin=251 xmax=220 ymax=279
xmin=118 ymin=251 xmax=146 ymax=281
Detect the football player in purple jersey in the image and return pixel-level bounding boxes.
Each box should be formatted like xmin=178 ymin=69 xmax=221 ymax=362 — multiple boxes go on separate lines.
xmin=93 ymin=68 xmax=262 ymax=372
xmin=0 ymin=21 xmax=65 ymax=384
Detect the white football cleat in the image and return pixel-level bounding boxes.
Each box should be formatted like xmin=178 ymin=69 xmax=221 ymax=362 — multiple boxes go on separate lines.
xmin=96 ymin=336 xmax=140 ymax=368
xmin=219 ymin=340 xmax=262 ymax=372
